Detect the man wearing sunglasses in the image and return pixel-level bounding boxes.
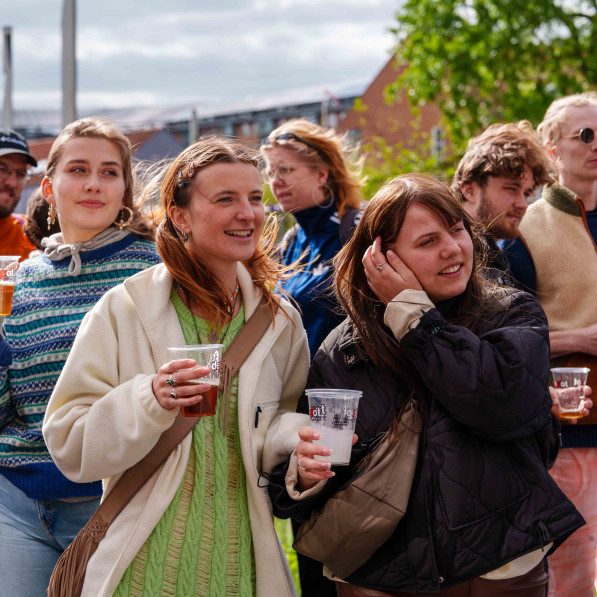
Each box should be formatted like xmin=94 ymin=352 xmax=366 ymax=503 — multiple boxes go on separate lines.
xmin=0 ymin=130 xmax=37 ymax=260
xmin=504 ymin=93 xmax=597 ymax=597
xmin=452 ymin=120 xmax=553 ymax=287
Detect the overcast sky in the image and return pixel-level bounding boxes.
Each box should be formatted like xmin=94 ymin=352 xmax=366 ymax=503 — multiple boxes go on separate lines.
xmin=3 ymin=0 xmax=399 ymax=112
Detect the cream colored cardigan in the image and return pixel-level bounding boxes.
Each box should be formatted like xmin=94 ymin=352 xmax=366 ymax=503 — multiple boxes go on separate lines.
xmin=43 ymin=263 xmax=310 ymax=597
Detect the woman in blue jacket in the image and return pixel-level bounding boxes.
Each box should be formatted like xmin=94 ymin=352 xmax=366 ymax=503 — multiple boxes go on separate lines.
xmin=261 ymin=119 xmax=364 ymax=358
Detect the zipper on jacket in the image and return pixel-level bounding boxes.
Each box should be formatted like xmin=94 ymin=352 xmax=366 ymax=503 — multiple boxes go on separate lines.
xmin=243 ymin=348 xmax=294 ymax=595
xmin=255 ymin=404 xmax=262 ymax=428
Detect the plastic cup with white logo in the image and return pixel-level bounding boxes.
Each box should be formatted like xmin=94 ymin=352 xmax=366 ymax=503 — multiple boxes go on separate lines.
xmin=167 ymin=344 xmax=223 ymax=417
xmin=0 ymin=256 xmax=20 ymax=317
xmin=305 ymin=388 xmax=362 ymax=465
xmin=551 ymin=367 xmax=590 ymax=420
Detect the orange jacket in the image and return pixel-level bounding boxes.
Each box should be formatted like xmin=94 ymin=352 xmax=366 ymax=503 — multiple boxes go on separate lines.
xmin=0 ymin=215 xmax=36 ymax=260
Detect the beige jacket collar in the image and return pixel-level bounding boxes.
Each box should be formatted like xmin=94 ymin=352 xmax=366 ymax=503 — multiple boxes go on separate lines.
xmin=122 ymin=262 xmax=261 ymax=366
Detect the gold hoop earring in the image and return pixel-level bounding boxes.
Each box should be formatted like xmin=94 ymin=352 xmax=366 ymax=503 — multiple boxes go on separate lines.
xmin=115 ymin=206 xmax=133 ymax=230
xmin=47 ymin=203 xmax=56 ymax=231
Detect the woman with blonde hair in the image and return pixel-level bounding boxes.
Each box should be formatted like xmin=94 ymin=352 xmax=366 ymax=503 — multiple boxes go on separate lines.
xmin=261 ymin=119 xmax=364 ymax=357
xmin=0 ymin=116 xmax=160 ymax=596
xmin=43 ymin=136 xmax=309 ymax=596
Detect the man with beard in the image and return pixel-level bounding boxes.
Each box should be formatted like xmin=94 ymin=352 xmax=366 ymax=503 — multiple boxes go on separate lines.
xmin=0 ymin=130 xmax=37 ymax=260
xmin=452 ymin=120 xmax=554 ymax=287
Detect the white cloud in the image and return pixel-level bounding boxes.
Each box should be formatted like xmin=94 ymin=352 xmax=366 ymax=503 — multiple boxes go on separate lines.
xmin=2 ymin=0 xmax=399 ymax=111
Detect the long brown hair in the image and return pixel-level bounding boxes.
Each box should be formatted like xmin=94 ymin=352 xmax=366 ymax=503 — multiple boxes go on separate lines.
xmin=45 ymin=117 xmax=156 ymax=241
xmin=335 ymin=173 xmax=505 ymax=377
xmin=157 ymin=136 xmax=293 ymax=326
xmin=260 ymin=118 xmax=364 ymax=218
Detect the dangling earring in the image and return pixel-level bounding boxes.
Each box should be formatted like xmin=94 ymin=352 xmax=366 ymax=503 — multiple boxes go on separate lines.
xmin=314 ymin=183 xmax=335 ymax=209
xmin=115 ymin=206 xmax=133 ymax=230
xmin=47 ymin=203 xmax=56 ymax=231
xmin=179 ymin=229 xmax=189 ymax=243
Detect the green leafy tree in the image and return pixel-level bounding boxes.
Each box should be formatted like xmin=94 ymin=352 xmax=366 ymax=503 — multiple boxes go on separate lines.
xmin=361 ymin=134 xmax=456 ymax=198
xmin=388 ymin=0 xmax=597 ymax=150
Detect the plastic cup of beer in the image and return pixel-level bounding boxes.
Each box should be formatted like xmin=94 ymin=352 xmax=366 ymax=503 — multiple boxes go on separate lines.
xmin=305 ymin=388 xmax=362 ymax=465
xmin=167 ymin=344 xmax=224 ymax=417
xmin=551 ymin=367 xmax=590 ymax=420
xmin=0 ymin=256 xmax=20 ymax=317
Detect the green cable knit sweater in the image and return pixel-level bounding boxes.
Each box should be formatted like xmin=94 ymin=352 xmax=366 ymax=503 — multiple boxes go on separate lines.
xmin=114 ymin=292 xmax=255 ymax=597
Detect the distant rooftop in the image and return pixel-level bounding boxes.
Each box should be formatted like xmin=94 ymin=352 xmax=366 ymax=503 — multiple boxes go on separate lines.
xmin=1 ymin=80 xmax=367 ymax=137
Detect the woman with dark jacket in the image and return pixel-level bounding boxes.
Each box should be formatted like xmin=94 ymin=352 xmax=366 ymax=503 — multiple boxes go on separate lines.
xmin=268 ymin=173 xmax=584 ymax=596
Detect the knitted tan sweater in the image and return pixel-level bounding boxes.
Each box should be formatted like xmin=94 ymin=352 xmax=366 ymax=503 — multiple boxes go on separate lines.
xmin=518 ymin=183 xmax=597 ymax=332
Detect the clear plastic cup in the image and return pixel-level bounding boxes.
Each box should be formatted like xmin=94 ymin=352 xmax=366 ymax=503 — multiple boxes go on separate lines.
xmin=167 ymin=344 xmax=223 ymax=417
xmin=551 ymin=367 xmax=590 ymax=420
xmin=0 ymin=256 xmax=20 ymax=317
xmin=305 ymin=388 xmax=362 ymax=465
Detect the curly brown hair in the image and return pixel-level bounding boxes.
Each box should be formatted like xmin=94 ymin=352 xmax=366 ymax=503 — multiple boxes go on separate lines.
xmin=452 ymin=120 xmax=555 ymax=196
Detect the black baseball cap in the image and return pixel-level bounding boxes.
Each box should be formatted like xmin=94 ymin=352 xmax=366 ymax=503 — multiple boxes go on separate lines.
xmin=0 ymin=129 xmax=37 ymax=167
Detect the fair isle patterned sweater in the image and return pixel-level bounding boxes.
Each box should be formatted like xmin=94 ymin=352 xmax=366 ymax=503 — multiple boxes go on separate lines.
xmin=0 ymin=234 xmax=161 ymax=499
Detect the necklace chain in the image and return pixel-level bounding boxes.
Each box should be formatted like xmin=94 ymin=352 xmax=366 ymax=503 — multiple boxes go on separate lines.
xmin=175 ymin=281 xmax=241 ymax=344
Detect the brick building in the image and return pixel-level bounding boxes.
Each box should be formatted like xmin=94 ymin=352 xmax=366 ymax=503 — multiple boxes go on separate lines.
xmin=338 ymin=56 xmax=443 ymax=161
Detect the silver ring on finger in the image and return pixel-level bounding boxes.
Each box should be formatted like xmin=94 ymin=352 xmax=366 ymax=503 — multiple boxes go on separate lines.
xmin=166 ymin=375 xmax=176 ymax=387
xmin=169 ymin=390 xmax=178 ymax=408
xmin=297 ymin=456 xmax=307 ymax=471
xmin=376 ymin=263 xmax=383 ymax=272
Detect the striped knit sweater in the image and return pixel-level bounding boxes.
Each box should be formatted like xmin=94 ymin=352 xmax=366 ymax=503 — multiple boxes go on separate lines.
xmin=0 ymin=234 xmax=161 ymax=499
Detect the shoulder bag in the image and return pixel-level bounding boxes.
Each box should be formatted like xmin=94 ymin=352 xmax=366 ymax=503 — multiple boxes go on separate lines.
xmin=47 ymin=297 xmax=273 ymax=597
xmin=292 ymin=398 xmax=422 ymax=580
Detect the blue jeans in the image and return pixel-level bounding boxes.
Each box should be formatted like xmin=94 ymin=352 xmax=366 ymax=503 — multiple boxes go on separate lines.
xmin=0 ymin=474 xmax=100 ymax=597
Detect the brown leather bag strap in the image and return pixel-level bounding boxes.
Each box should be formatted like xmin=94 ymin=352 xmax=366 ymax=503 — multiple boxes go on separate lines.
xmin=86 ymin=296 xmax=274 ymax=527
xmin=218 ymin=296 xmax=273 ymax=380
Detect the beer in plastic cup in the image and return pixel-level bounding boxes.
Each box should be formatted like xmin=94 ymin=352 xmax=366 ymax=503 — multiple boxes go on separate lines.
xmin=551 ymin=367 xmax=590 ymax=420
xmin=167 ymin=344 xmax=223 ymax=417
xmin=0 ymin=256 xmax=20 ymax=317
xmin=305 ymin=388 xmax=362 ymax=465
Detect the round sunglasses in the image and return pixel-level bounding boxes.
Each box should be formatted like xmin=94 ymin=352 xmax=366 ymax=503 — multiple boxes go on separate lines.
xmin=571 ymin=128 xmax=596 ymax=144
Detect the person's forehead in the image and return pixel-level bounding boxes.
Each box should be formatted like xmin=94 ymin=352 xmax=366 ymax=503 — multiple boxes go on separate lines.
xmin=265 ymin=145 xmax=305 ymax=165
xmin=0 ymin=153 xmax=29 ymax=169
xmin=563 ymin=105 xmax=597 ymax=131
xmin=488 ymin=167 xmax=534 ymax=187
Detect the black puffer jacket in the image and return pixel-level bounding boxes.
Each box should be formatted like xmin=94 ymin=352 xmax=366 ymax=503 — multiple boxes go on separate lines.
xmin=268 ymin=290 xmax=584 ymax=593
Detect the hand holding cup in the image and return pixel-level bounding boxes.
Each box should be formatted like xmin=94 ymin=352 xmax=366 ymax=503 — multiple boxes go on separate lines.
xmin=152 ymin=359 xmax=212 ymax=412
xmin=550 ymin=383 xmax=593 ymax=423
xmin=164 ymin=345 xmax=223 ymax=417
xmin=550 ymin=367 xmax=592 ymax=422
xmin=295 ymin=426 xmax=336 ymax=491
xmin=295 ymin=426 xmax=360 ymax=491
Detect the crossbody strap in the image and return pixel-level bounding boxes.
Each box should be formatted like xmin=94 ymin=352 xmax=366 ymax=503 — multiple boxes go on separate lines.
xmin=86 ymin=296 xmax=274 ymax=529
